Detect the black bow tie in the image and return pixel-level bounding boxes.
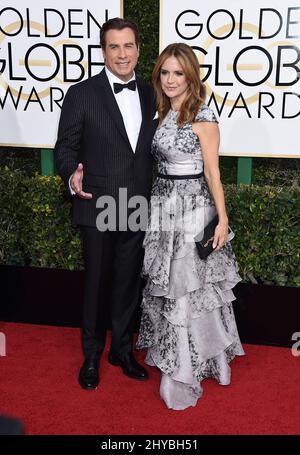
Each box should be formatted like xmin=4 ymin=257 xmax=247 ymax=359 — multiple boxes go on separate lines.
xmin=113 ymin=80 xmax=136 ymax=94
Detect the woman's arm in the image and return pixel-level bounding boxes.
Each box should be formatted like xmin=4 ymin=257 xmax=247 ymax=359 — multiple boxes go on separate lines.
xmin=192 ymin=121 xmax=228 ymax=251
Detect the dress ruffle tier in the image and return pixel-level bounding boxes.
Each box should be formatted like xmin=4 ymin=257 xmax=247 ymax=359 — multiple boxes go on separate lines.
xmin=136 ymin=105 xmax=244 ymax=410
xmin=136 ymin=186 xmax=244 ymax=410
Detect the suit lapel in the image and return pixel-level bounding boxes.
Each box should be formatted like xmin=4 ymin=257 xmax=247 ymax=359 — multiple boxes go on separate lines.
xmin=135 ymin=79 xmax=151 ymax=155
xmin=92 ymin=70 xmax=132 ymax=150
xmin=92 ymin=70 xmax=151 ymax=155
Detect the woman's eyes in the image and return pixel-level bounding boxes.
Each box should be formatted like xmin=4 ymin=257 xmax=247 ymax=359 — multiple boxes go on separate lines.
xmin=161 ymin=70 xmax=184 ymax=76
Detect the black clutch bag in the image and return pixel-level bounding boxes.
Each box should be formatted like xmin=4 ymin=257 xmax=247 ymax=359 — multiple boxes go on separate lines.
xmin=194 ymin=215 xmax=219 ymax=260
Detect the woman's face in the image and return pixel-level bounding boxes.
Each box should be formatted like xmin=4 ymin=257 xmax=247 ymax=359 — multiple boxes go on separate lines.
xmin=160 ymin=56 xmax=189 ymax=106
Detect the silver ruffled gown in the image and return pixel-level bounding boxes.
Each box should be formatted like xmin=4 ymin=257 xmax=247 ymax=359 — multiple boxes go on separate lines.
xmin=136 ymin=105 xmax=245 ymax=410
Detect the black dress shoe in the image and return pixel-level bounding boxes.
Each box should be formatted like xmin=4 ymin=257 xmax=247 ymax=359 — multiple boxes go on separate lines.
xmin=108 ymin=352 xmax=149 ymax=381
xmin=78 ymin=357 xmax=100 ymax=390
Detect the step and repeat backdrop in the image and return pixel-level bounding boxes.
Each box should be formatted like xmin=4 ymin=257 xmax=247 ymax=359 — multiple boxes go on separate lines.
xmin=0 ymin=0 xmax=299 ymax=157
xmin=160 ymin=0 xmax=300 ymax=157
xmin=0 ymin=0 xmax=122 ymax=148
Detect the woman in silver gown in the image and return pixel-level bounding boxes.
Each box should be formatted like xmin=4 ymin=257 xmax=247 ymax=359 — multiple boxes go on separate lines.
xmin=136 ymin=43 xmax=244 ymax=410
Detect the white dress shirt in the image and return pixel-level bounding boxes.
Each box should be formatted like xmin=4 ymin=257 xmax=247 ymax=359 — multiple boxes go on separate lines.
xmin=105 ymin=66 xmax=142 ymax=153
xmin=69 ymin=67 xmax=142 ymax=194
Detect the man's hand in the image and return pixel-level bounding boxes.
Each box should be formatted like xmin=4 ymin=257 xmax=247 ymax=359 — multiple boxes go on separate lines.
xmin=70 ymin=163 xmax=92 ymax=199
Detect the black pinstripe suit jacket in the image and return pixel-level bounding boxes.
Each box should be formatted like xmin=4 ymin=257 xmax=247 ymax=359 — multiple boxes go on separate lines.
xmin=55 ymin=69 xmax=157 ymax=227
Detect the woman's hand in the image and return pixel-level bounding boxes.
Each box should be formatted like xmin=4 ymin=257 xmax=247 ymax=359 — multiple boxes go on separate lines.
xmin=213 ymin=219 xmax=228 ymax=251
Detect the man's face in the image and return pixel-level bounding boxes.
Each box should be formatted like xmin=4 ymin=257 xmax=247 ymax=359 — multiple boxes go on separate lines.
xmin=102 ymin=27 xmax=139 ymax=82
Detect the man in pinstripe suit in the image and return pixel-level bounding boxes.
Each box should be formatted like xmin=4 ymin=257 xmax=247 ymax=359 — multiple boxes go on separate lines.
xmin=55 ymin=18 xmax=157 ymax=390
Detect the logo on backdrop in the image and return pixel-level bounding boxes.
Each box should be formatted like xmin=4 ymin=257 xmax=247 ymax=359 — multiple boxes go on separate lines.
xmin=175 ymin=7 xmax=300 ymax=120
xmin=0 ymin=1 xmax=122 ymax=147
xmin=161 ymin=1 xmax=300 ymax=157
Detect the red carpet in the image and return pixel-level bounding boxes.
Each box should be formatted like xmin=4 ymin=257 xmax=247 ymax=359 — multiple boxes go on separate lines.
xmin=0 ymin=322 xmax=299 ymax=435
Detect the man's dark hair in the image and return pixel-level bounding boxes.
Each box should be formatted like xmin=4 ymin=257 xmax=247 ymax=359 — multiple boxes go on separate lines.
xmin=100 ymin=17 xmax=139 ymax=49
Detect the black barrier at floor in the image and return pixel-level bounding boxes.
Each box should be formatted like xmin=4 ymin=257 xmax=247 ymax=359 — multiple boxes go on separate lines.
xmin=1 ymin=265 xmax=299 ymax=347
